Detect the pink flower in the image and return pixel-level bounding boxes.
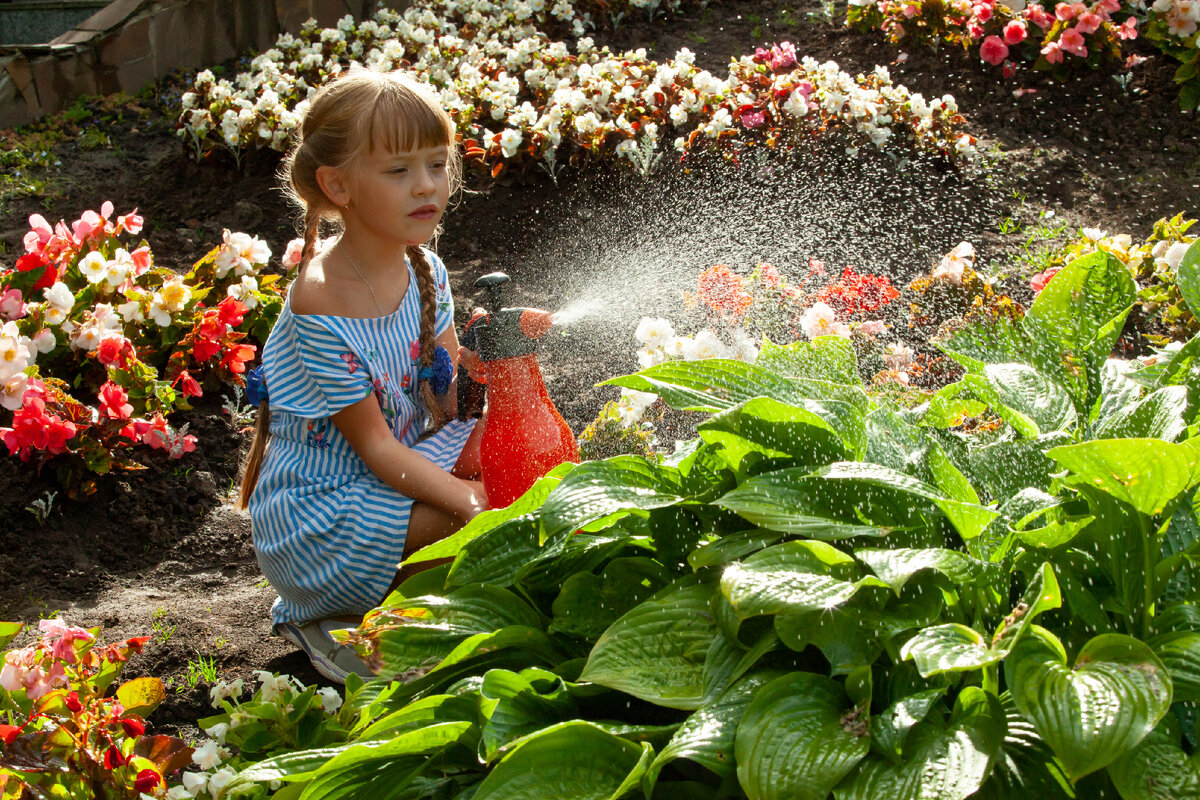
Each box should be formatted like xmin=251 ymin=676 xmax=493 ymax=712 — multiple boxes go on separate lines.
xmin=741 ymin=109 xmax=767 ymax=128
xmin=902 ymin=3 xmax=919 ymax=16
xmin=283 ymin=238 xmax=305 ymax=268
xmin=71 ymin=210 xmax=102 ymax=242
xmin=117 ymin=209 xmax=143 ymax=235
xmin=38 ymin=618 xmax=94 ymax=663
xmin=0 ymin=289 xmax=25 ymax=320
xmin=24 ymin=214 xmax=53 ymax=254
xmin=1097 ymin=0 xmax=1120 ymax=13
xmin=980 ymin=35 xmax=1010 ymax=64
xmin=1041 ymin=40 xmax=1065 ymax=62
xmin=99 ymin=381 xmax=134 ymax=420
xmin=769 ymin=41 xmax=797 ymax=72
xmin=1075 ymin=11 xmax=1102 ymax=33
xmin=1055 ymin=1 xmax=1082 ymax=19
xmin=1059 ymin=28 xmax=1088 ymax=56
xmin=1030 ymin=266 xmax=1062 ymax=293
xmin=975 ymin=4 xmax=994 ymax=22
xmin=1115 ymin=17 xmax=1137 ymax=39
xmin=1002 ymin=60 xmax=1017 ymax=78
xmin=1026 ymin=3 xmax=1056 ymax=27
xmin=968 ymin=22 xmax=986 ymax=38
xmin=1004 ymin=20 xmax=1028 ymax=43
xmin=96 ymin=335 xmax=130 ymax=367
xmin=130 ymin=246 xmax=152 ymax=275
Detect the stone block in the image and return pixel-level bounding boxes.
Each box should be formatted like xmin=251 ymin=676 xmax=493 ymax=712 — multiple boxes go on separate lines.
xmin=73 ymin=0 xmax=151 ymax=35
xmin=275 ymin=0 xmax=316 ymax=35
xmin=96 ymin=15 xmax=152 ymax=68
xmin=0 ymin=60 xmax=36 ymax=129
xmin=116 ymin=53 xmax=157 ymax=95
xmin=233 ymin=0 xmax=283 ymax=55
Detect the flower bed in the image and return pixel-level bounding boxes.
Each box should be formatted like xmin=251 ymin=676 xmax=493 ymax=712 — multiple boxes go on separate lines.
xmin=175 ymin=0 xmax=977 ymax=171
xmin=0 ymin=205 xmax=284 ymax=493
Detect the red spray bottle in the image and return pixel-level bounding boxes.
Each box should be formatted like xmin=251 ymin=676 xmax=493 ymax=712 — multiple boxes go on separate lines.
xmin=461 ymin=272 xmax=579 ymax=509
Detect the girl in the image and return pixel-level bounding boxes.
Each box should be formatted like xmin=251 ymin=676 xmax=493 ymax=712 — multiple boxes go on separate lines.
xmin=238 ymin=69 xmax=486 ymax=683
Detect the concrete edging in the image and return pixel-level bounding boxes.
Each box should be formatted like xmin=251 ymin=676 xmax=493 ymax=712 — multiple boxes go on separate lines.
xmin=0 ymin=0 xmax=376 ymax=129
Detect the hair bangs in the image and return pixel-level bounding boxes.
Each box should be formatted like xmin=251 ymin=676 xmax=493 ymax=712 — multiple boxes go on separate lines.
xmin=366 ymin=83 xmax=454 ymax=156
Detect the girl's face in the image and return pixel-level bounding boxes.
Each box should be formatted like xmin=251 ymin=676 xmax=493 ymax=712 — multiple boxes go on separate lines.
xmin=349 ymin=141 xmax=451 ymax=247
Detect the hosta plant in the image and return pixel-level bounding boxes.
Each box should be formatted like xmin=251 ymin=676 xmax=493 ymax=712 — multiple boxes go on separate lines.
xmin=204 ymin=244 xmax=1198 ymax=798
xmin=0 ymin=206 xmax=284 ymax=492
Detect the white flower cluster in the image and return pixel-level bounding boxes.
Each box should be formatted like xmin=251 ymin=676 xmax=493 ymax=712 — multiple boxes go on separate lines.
xmin=176 ymin=0 xmax=975 ymax=169
xmin=1150 ymin=0 xmax=1200 ymax=38
xmin=0 ymin=320 xmax=52 ymax=410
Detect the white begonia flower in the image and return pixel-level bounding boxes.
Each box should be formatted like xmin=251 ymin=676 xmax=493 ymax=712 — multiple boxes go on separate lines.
xmin=181 ymin=771 xmax=209 ymax=797
xmin=615 ymin=139 xmax=638 ymax=160
xmin=166 ymin=786 xmax=194 ymax=800
xmin=1 ymin=372 xmax=29 ymax=412
xmin=669 ymin=104 xmax=688 ymax=125
xmin=73 ymin=325 xmax=103 ymax=352
xmin=42 ymin=283 xmax=74 ymax=326
xmin=215 ymin=231 xmax=272 ymax=279
xmin=78 ymin=251 xmax=108 ymax=285
xmin=0 ymin=322 xmax=31 ymax=382
xmin=783 ymin=90 xmax=810 ymax=117
xmin=617 ymin=388 xmax=657 ymax=427
xmin=931 ymin=241 xmax=975 ymax=285
xmin=159 ymin=277 xmax=192 ymax=313
xmin=1081 ymin=227 xmax=1107 ymax=242
xmin=148 ymin=293 xmax=172 ymax=328
xmin=635 ymin=317 xmax=675 ymax=348
xmin=318 ymin=686 xmax=343 ymax=714
xmin=498 ymin=129 xmax=523 ymax=158
xmin=117 ymin=298 xmax=145 ymax=324
xmin=636 ymin=346 xmax=666 ymax=369
xmin=1152 ymin=240 xmax=1171 ymax=259
xmin=683 ymin=329 xmax=731 ymax=360
xmin=800 ymin=302 xmax=851 ymax=339
xmin=31 ymin=329 xmax=56 ymax=355
xmin=192 ymin=740 xmax=223 ymax=770
xmin=883 ymin=342 xmax=915 ymax=370
xmin=1163 ymin=241 xmax=1191 ymax=272
xmin=227 ymin=276 xmax=260 ymax=310
xmin=730 ymin=327 xmax=759 ymax=362
xmin=103 ymin=249 xmax=133 ymax=289
xmin=204 ymin=722 xmax=231 ymax=744
xmin=206 ymin=767 xmax=237 ymax=798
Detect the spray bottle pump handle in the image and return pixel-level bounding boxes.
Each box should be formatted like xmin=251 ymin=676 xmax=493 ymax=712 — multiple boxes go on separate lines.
xmin=474 ymin=272 xmax=510 ymax=313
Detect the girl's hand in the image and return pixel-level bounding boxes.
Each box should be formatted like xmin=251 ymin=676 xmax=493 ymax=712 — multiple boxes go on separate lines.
xmin=458 ymin=345 xmax=487 ymax=384
xmin=455 ymin=479 xmax=488 ymax=522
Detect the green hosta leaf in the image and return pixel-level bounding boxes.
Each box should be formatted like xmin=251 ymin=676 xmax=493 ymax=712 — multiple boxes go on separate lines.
xmin=1108 ymin=728 xmax=1200 ymax=800
xmin=539 ymin=456 xmax=684 ymax=541
xmin=1092 ymin=358 xmax=1145 ymax=429
xmin=0 ymin=622 xmax=22 ymax=650
xmin=1005 ymin=627 xmax=1173 ymax=782
xmin=757 ymin=335 xmax=863 ymax=386
xmin=868 ymin=689 xmax=944 ymax=762
xmin=446 ymin=518 xmax=542 ymax=587
xmin=550 ymin=558 xmax=670 ymax=640
xmin=698 ymin=396 xmax=855 ymax=473
xmin=855 ymin=548 xmax=984 ymax=594
xmin=472 ymin=720 xmax=648 ymax=800
xmin=835 ymin=688 xmax=1005 ymax=800
xmin=228 ymin=744 xmax=366 ymax=788
xmin=601 ymin=359 xmax=809 ymax=412
xmin=1093 ymin=386 xmax=1190 ymax=442
xmin=984 ymin=363 xmax=1078 ymax=434
xmin=644 ymin=671 xmax=779 ymax=793
xmin=1048 ymin=438 xmax=1200 ymax=517
xmin=715 ymin=470 xmax=894 ymax=539
xmin=479 ymin=669 xmax=576 ymax=763
xmin=687 ymin=530 xmax=784 ymax=570
xmin=356 ymin=693 xmax=480 ymax=741
xmin=774 ymin=605 xmax=885 ymax=674
xmin=579 ymin=578 xmax=718 ymax=710
xmin=719 ymin=541 xmax=880 ymax=623
xmin=971 ymin=692 xmax=1073 ymax=800
xmin=1177 ymin=238 xmax=1200 ymax=318
xmin=901 ymin=562 xmax=1060 ymax=677
xmin=735 ymin=672 xmax=870 ymax=800
xmin=1148 ymin=630 xmax=1200 ymax=703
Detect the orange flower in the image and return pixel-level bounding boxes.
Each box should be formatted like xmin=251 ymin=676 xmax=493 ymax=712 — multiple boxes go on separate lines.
xmin=697 ymin=264 xmax=752 ymax=319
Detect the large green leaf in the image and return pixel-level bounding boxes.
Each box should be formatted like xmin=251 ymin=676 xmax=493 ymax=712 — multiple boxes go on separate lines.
xmin=579 ymin=578 xmax=719 ymax=710
xmin=835 ymin=688 xmax=1005 ymax=800
xmin=855 ymin=548 xmax=985 ymax=594
xmin=1093 ymin=385 xmax=1190 ymax=442
xmin=1148 ymin=630 xmax=1200 ymax=703
xmin=1107 ymin=728 xmax=1200 ymax=800
xmin=601 ymin=359 xmax=810 ymax=411
xmin=0 ymin=622 xmax=22 ymax=650
xmin=1177 ymin=237 xmax=1200 ymax=318
xmin=901 ymin=562 xmax=1060 ymax=677
xmin=735 ymin=671 xmax=870 ymax=800
xmin=698 ymin=396 xmax=856 ymax=473
xmin=719 ymin=541 xmax=881 ymax=623
xmin=715 ymin=469 xmax=895 ymax=539
xmin=644 ymin=671 xmax=779 ymax=793
xmin=970 ymin=692 xmax=1073 ymax=800
xmin=1005 ymin=627 xmax=1173 ymax=782
xmin=550 ymin=558 xmax=670 ymax=640
xmin=479 ymin=669 xmax=576 ymax=762
xmin=756 ymin=335 xmax=863 ymax=386
xmin=1048 ymin=438 xmax=1200 ymax=517
xmin=538 ymin=456 xmax=684 ymax=541
xmin=1091 ymin=358 xmax=1145 ymax=429
xmin=687 ymin=530 xmax=784 ymax=570
xmin=868 ymin=689 xmax=944 ymax=762
xmin=472 ymin=720 xmax=649 ymax=800
xmin=983 ymin=363 xmax=1077 ymax=434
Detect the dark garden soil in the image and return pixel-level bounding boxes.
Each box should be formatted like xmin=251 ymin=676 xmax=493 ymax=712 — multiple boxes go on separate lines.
xmin=0 ymin=0 xmax=1197 ymax=740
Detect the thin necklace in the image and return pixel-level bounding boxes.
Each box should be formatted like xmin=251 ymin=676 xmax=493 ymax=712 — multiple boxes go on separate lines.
xmin=342 ymin=247 xmax=386 ymax=317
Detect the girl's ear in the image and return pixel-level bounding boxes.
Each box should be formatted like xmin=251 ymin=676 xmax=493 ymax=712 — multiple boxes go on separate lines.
xmin=315 ymin=165 xmax=351 ymax=208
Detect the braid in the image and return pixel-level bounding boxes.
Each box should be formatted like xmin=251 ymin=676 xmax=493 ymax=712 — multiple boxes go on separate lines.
xmin=409 ymin=244 xmax=449 ymax=431
xmin=299 ymin=206 xmax=321 ymax=269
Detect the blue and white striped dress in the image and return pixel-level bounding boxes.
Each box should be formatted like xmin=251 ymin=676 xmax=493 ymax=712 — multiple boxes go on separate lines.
xmin=249 ymin=250 xmax=476 ymax=626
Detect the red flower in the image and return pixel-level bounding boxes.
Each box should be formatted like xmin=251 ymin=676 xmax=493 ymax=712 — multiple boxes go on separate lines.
xmin=697 ymin=264 xmax=753 ymax=319
xmin=103 ymin=745 xmax=126 ymax=769
xmin=172 ymin=370 xmax=203 ymax=399
xmin=96 ymin=335 xmax=131 ymax=368
xmin=124 ymin=636 xmax=151 ymax=654
xmin=221 ymin=343 xmax=256 ymax=375
xmin=119 ymin=717 xmax=145 ymax=738
xmin=65 ymin=692 xmax=83 ymax=713
xmin=216 ymin=296 xmax=248 ymax=328
xmin=1030 ymin=266 xmax=1061 ymax=293
xmin=980 ymin=35 xmax=1009 ymax=65
xmin=818 ymin=267 xmax=900 ymax=316
xmin=15 ymin=253 xmax=58 ymax=292
xmin=133 ymin=769 xmax=162 ymax=794
xmin=0 ymin=724 xmax=21 ymax=744
xmin=98 ymin=382 xmax=133 ymax=420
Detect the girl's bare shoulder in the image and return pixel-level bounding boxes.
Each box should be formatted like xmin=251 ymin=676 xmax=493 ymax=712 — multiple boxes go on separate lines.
xmin=289 ymin=254 xmax=357 ymax=318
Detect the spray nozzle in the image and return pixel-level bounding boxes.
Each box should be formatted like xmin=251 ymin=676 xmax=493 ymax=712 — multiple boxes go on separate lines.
xmin=464 ymin=272 xmax=554 ymax=362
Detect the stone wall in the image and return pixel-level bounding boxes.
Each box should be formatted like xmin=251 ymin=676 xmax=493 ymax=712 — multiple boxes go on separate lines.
xmin=0 ymin=0 xmax=381 ymax=128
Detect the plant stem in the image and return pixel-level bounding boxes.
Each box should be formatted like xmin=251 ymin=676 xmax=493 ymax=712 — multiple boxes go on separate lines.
xmin=1138 ymin=512 xmax=1155 ymax=641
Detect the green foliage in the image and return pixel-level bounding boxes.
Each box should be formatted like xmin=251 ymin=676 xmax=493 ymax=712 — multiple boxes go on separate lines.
xmin=206 ymin=259 xmax=1200 ymax=796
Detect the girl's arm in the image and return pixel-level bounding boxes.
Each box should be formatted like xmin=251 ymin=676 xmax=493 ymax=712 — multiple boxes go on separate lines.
xmin=434 ymin=324 xmax=461 ymax=420
xmin=331 ymin=395 xmax=485 ymax=522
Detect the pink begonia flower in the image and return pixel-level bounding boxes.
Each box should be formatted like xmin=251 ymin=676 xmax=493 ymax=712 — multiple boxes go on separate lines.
xmin=770 ymin=41 xmax=797 ymax=72
xmin=741 ymin=110 xmax=767 ymax=128
xmin=99 ymin=381 xmax=134 ymax=420
xmin=1075 ymin=12 xmax=1102 ymax=33
xmin=38 ymin=618 xmax=94 ymax=663
xmin=0 ymin=289 xmax=25 ymax=320
xmin=1041 ymin=40 xmax=1065 ymax=62
xmin=100 ymin=200 xmax=114 ymax=220
xmin=1055 ymin=1 xmax=1086 ymax=19
xmin=1027 ymin=3 xmax=1056 ymax=27
xmin=117 ymin=209 xmax=143 ymax=235
xmin=1004 ymin=20 xmax=1028 ymax=43
xmin=130 ymin=246 xmax=152 ymax=275
xmin=980 ymin=35 xmax=1010 ymax=64
xmin=283 ymin=238 xmax=305 ymax=268
xmin=975 ymin=4 xmax=994 ymax=22
xmin=24 ymin=662 xmax=68 ymax=700
xmin=1060 ymin=28 xmax=1088 ymax=56
xmin=1003 ymin=60 xmax=1017 ymax=78
xmin=1115 ymin=17 xmax=1138 ymax=39
xmin=24 ymin=214 xmax=53 ymax=254
xmin=968 ymin=22 xmax=986 ymax=38
xmin=858 ymin=320 xmax=887 ymax=336
xmin=902 ymin=3 xmax=919 ymax=16
xmin=1097 ymin=0 xmax=1120 ymax=13
xmin=1030 ymin=266 xmax=1061 ymax=293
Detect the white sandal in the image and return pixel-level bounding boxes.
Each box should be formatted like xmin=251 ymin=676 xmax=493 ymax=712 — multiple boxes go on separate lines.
xmin=274 ymin=618 xmax=375 ymax=684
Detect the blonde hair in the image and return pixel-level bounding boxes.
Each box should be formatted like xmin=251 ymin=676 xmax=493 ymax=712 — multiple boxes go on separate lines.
xmin=239 ymin=69 xmax=461 ymax=511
